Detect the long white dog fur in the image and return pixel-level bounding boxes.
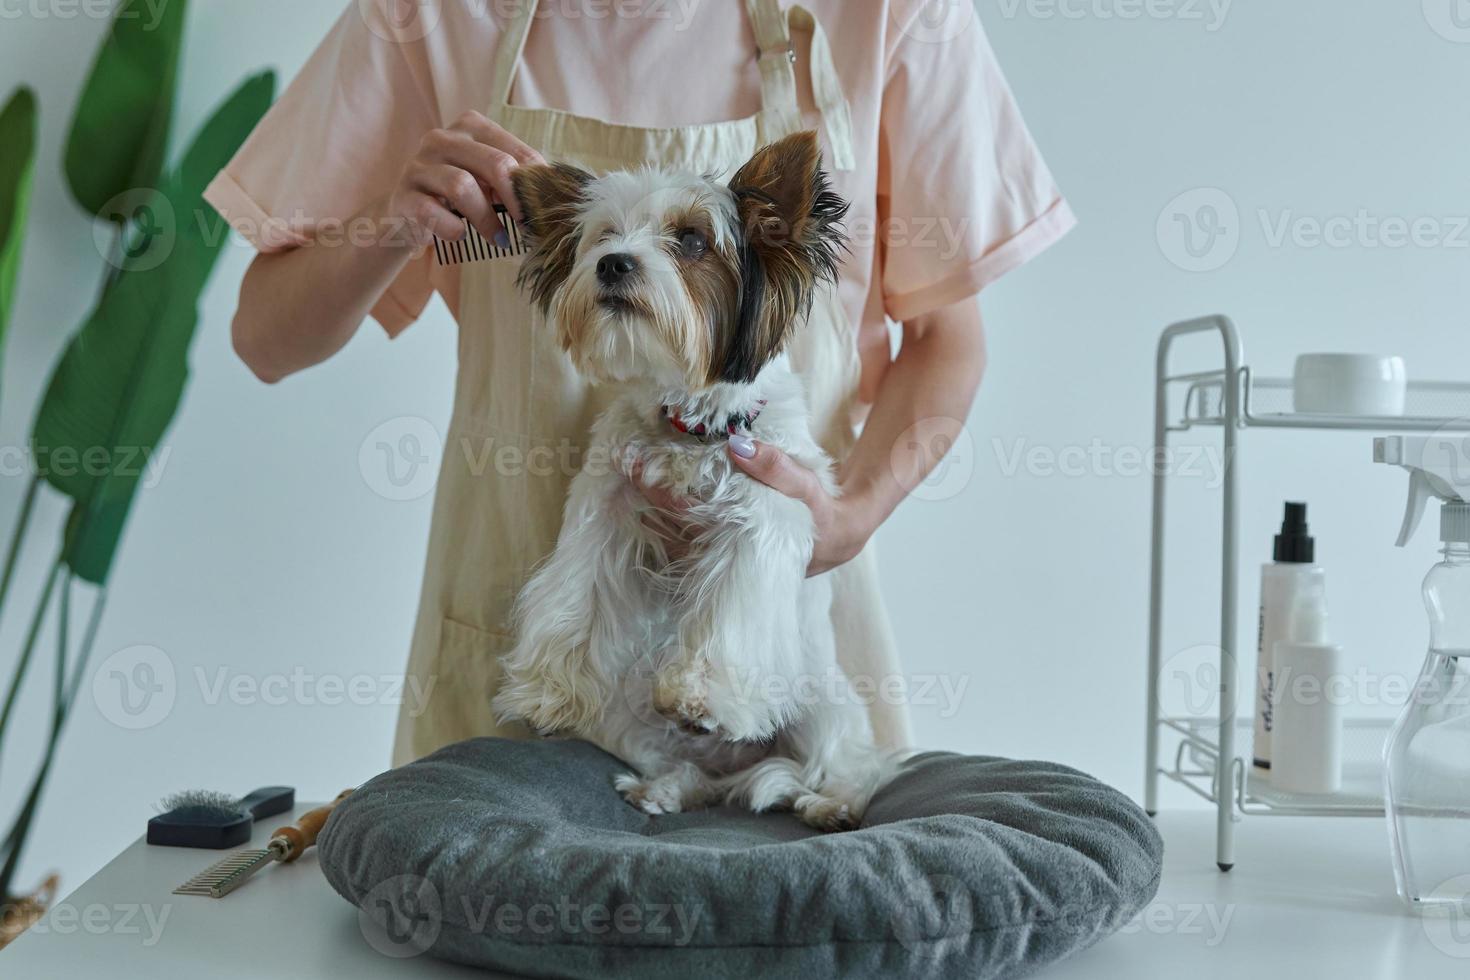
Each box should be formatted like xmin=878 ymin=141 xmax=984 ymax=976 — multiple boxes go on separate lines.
xmin=492 ymin=132 xmax=901 ymax=830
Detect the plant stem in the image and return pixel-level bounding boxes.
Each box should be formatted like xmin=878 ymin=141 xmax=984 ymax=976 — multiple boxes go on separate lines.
xmin=65 ymin=586 xmax=107 ymax=711
xmin=0 ymin=556 xmax=61 ymax=893
xmin=0 ymin=577 xmax=103 ymax=901
xmin=0 ymin=727 xmax=59 ymax=900
xmin=99 ymin=225 xmax=123 ymax=302
xmin=0 ymin=477 xmax=39 ymax=623
xmin=53 ymin=574 xmax=70 ymax=717
xmin=0 ymin=557 xmax=60 ymax=755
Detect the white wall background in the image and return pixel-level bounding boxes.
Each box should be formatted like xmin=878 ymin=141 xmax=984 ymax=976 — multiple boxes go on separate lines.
xmin=1 ymin=0 xmax=1467 ymax=896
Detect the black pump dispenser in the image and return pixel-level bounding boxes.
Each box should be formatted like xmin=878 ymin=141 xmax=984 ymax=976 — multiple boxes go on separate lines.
xmin=1273 ymin=501 xmax=1316 ymax=564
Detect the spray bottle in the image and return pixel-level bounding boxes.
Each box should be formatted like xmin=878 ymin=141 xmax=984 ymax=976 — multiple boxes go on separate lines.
xmin=1375 ymin=434 xmax=1470 ymax=910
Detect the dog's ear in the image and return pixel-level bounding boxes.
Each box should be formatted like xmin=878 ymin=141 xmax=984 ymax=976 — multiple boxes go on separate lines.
xmin=512 ymin=162 xmax=595 ymax=312
xmin=718 ymin=131 xmax=849 ymax=384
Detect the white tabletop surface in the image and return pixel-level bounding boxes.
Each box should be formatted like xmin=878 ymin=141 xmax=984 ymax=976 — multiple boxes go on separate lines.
xmin=2 ymin=805 xmax=1465 ymax=978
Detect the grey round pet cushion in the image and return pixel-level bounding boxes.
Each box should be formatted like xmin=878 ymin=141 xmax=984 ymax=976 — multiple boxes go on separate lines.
xmin=318 ymin=737 xmax=1162 ymax=979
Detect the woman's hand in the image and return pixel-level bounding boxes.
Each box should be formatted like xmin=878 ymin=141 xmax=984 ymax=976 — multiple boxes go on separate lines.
xmin=727 ymin=437 xmax=875 ymax=576
xmin=234 ymin=112 xmax=546 ymax=384
xmin=630 ymin=440 xmax=876 ymax=577
xmin=628 ymin=300 xmax=989 ymax=577
xmin=387 ymin=111 xmax=545 ymax=250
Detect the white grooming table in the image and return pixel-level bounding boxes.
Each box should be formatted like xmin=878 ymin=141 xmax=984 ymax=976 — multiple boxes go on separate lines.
xmin=1 ymin=806 xmax=1462 ymax=978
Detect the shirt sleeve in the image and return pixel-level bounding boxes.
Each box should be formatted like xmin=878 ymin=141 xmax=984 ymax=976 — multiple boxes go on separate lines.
xmin=202 ymin=3 xmax=440 ymax=337
xmin=877 ymin=11 xmax=1076 ymax=323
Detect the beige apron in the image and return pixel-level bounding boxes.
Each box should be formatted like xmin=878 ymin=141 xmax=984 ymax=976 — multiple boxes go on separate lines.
xmin=392 ymin=0 xmax=912 ymax=767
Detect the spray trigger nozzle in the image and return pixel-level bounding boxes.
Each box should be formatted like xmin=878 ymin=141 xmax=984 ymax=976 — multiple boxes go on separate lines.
xmin=1375 ymin=436 xmax=1470 ymax=546
xmin=1397 ymin=470 xmax=1434 ymax=548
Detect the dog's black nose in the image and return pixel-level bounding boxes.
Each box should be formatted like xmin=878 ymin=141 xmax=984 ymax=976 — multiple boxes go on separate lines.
xmin=597 ymin=253 xmax=639 ymax=286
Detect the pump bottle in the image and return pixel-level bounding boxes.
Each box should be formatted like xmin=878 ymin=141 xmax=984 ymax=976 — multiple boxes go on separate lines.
xmin=1254 ymin=502 xmax=1327 ymax=770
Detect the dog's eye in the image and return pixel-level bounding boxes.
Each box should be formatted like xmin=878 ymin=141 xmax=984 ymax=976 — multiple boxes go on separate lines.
xmin=676 ymin=228 xmax=708 ymax=258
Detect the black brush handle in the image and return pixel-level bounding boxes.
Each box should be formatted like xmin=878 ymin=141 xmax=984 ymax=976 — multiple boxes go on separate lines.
xmin=237 ymin=786 xmax=294 ymax=821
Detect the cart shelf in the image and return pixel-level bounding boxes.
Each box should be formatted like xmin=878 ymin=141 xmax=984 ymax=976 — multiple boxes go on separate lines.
xmin=1160 ymin=717 xmax=1390 ymax=817
xmin=1177 ymin=373 xmax=1470 ymax=431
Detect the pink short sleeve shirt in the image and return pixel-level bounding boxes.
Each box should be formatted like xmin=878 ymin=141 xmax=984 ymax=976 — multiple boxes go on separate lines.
xmin=205 ymin=0 xmax=1075 ymax=406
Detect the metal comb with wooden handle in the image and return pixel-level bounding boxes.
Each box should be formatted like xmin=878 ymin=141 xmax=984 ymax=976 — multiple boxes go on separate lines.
xmin=433 ymin=203 xmax=529 ymax=265
xmin=173 ymin=789 xmax=353 ymax=898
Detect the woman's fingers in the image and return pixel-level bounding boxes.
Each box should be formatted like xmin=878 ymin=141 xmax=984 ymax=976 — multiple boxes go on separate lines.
xmin=442 ymin=112 xmax=545 ymax=224
xmin=631 ymin=460 xmax=692 ymax=513
xmin=638 ymin=444 xmax=828 ymax=511
xmin=397 ymin=187 xmax=468 ymax=248
xmin=630 ymin=461 xmax=696 ymax=562
xmin=450 ymin=111 xmax=545 ymax=166
xmin=410 ymin=162 xmax=499 ymax=241
xmin=392 ymin=112 xmax=544 ymax=251
xmin=727 ymin=438 xmax=823 ymax=509
xmin=420 ymin=134 xmax=514 ymax=241
xmin=641 ymin=483 xmax=690 ymax=513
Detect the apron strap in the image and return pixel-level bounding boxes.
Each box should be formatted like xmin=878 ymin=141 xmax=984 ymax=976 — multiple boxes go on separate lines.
xmin=746 ymin=0 xmax=855 ymax=171
xmin=793 ymin=6 xmax=856 ymax=171
xmin=492 ymin=0 xmax=540 ymax=106
xmin=746 ymin=0 xmax=802 ymax=139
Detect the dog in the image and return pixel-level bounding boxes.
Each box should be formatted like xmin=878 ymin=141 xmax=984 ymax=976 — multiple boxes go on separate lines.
xmin=492 ymin=131 xmax=901 ymax=831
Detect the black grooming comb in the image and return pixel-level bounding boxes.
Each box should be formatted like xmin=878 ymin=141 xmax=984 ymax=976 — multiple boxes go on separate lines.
xmin=433 ymin=203 xmax=529 ymax=265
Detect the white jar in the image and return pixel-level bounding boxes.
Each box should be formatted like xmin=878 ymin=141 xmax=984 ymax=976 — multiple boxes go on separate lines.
xmin=1293 ymin=354 xmax=1407 ymax=417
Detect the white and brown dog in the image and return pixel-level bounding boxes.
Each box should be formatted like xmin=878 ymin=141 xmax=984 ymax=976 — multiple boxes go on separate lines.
xmin=492 ymin=132 xmax=900 ymax=830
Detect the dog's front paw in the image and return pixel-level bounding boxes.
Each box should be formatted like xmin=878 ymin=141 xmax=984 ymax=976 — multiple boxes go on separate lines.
xmin=794 ymin=793 xmax=861 ymax=832
xmin=492 ymin=657 xmax=599 ymax=735
xmin=651 ymin=657 xmax=786 ymax=743
xmin=651 ymin=661 xmax=719 ymax=737
xmin=490 ymin=677 xmax=549 ymax=731
xmin=615 ymin=772 xmax=690 ymax=816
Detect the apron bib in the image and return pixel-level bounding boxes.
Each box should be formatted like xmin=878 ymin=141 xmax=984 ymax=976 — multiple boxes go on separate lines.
xmin=392 ymin=0 xmax=911 ymax=766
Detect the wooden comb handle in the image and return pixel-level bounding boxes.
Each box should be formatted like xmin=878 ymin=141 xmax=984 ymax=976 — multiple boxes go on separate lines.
xmin=272 ymin=789 xmax=353 ymax=863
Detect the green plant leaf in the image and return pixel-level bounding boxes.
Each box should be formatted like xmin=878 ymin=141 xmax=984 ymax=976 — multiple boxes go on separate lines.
xmin=0 ymin=87 xmax=38 ymax=391
xmin=64 ymin=0 xmax=189 ymax=221
xmin=33 ymin=71 xmax=276 ymax=584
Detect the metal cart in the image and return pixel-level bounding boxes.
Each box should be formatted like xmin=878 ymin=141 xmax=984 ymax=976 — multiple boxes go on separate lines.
xmin=1143 ymin=315 xmax=1470 ymax=870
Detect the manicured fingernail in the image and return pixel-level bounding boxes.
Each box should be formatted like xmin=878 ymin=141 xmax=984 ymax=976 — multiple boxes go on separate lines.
xmin=494 ymin=229 xmax=511 ymax=248
xmin=730 ymin=435 xmax=757 ymax=459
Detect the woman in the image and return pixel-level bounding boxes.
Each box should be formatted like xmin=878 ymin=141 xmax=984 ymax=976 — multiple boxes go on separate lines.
xmin=206 ymin=0 xmax=1074 ymax=766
